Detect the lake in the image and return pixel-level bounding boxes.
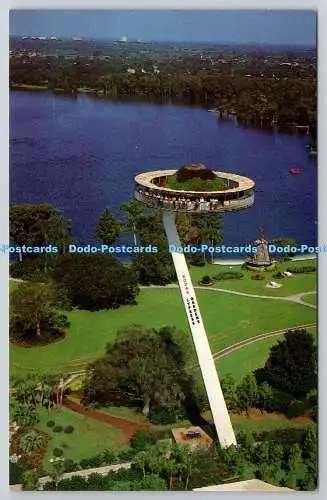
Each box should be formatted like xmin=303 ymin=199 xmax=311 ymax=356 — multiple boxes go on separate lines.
xmin=10 ymin=90 xmax=317 ymax=250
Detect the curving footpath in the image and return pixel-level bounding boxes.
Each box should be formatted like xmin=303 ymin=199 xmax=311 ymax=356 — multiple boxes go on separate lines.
xmin=140 ymin=285 xmax=317 ymax=309
xmin=211 ymin=322 xmax=316 ymax=360
xmin=187 ymin=322 xmax=316 ymax=370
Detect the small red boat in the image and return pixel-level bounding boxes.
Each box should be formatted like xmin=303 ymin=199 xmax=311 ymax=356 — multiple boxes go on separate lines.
xmin=290 ymin=168 xmax=301 ymax=174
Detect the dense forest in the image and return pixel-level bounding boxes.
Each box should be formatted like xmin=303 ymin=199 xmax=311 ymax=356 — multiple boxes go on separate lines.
xmin=9 ymin=38 xmax=317 ymax=144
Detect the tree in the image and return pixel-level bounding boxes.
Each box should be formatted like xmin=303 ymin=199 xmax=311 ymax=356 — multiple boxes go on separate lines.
xmin=96 ymin=208 xmax=121 ymax=245
xmin=257 ymin=382 xmax=274 ymax=412
xmin=52 ymin=253 xmax=139 ymax=311
xmin=236 ymin=373 xmax=258 ymax=414
xmin=255 ymin=329 xmax=317 ymax=399
xmin=132 ymin=238 xmax=176 ymax=285
xmin=221 ymin=374 xmax=238 ymax=412
xmin=133 ymin=451 xmax=148 ymax=478
xmin=174 ymin=444 xmax=197 ymax=491
xmin=87 ymin=326 xmax=190 ymax=420
xmin=50 ymin=458 xmax=66 ymax=491
xmin=137 ymin=474 xmax=166 ymax=490
xmin=10 ymin=204 xmax=72 ymax=262
xmin=22 ymin=470 xmax=39 ymax=491
xmin=302 ymin=426 xmax=317 ymax=463
xmin=10 ymin=282 xmax=69 ymax=341
xmin=191 ymin=214 xmax=223 ymax=263
xmin=132 ymin=211 xmax=176 ymax=285
xmin=120 ymin=200 xmax=147 ymax=246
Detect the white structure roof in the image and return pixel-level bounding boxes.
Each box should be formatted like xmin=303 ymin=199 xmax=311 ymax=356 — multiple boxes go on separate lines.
xmin=193 ymin=479 xmax=294 ymax=492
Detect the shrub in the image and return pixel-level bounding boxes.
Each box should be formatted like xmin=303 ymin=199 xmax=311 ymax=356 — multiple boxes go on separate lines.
xmin=131 ymin=430 xmax=157 ymax=451
xmin=9 ymin=258 xmax=49 ymax=282
xmin=79 ymin=454 xmax=103 ymax=469
xmin=64 ymin=425 xmax=74 ymax=434
xmin=19 ymin=431 xmax=43 ymax=455
xmin=101 ymin=449 xmax=117 ymax=465
xmin=251 ymin=274 xmax=264 ymax=280
xmin=149 ymin=406 xmax=177 ymax=425
xmin=63 ymin=459 xmax=77 ymax=473
xmin=199 ymin=275 xmax=212 ymax=285
xmin=285 ymin=399 xmax=307 ymax=419
xmin=117 ymin=447 xmax=137 ymax=461
xmin=53 ymin=425 xmax=63 ymax=433
xmin=46 ymin=420 xmax=55 ymax=428
xmin=53 ymin=448 xmax=63 ymax=457
xmin=188 ymin=254 xmax=205 ymax=267
xmin=286 ymin=266 xmax=316 ymax=274
xmin=213 ymin=271 xmax=243 ymax=280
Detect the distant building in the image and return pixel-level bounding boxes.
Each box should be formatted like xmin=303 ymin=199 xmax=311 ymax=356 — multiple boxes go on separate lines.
xmin=120 ymin=36 xmax=127 ymax=42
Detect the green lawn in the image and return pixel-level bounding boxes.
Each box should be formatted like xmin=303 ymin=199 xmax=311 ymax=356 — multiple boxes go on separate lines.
xmin=11 ymin=288 xmax=316 ymax=377
xmin=216 ymin=326 xmax=317 ymax=383
xmin=301 ymin=293 xmax=317 ymax=306
xmin=36 ymin=407 xmax=127 ymax=472
xmin=68 ymin=396 xmax=147 ymax=424
xmin=189 ymin=260 xmax=317 ymax=297
xmin=230 ymin=414 xmax=314 ymax=433
xmin=216 ymin=337 xmax=285 ymax=383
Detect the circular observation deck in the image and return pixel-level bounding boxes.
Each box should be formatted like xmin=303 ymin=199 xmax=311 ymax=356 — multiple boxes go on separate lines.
xmin=134 ymin=169 xmax=255 ymax=213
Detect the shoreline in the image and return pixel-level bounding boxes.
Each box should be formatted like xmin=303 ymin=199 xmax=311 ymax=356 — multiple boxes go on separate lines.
xmin=9 ymin=85 xmax=315 ymax=135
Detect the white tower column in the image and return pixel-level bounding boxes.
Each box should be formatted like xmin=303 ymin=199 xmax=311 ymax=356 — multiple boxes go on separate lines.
xmin=163 ymin=211 xmax=237 ymax=448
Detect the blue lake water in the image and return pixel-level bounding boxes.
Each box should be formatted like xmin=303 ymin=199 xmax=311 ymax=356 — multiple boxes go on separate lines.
xmin=10 ymin=90 xmax=317 ymax=249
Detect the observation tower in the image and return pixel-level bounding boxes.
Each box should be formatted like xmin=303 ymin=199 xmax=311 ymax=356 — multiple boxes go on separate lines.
xmin=134 ymin=163 xmax=255 ymax=448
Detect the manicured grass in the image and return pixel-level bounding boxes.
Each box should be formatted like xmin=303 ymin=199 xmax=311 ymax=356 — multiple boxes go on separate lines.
xmin=216 ymin=336 xmax=285 ymax=383
xmin=35 ymin=407 xmax=127 ymax=472
xmin=230 ymin=414 xmax=314 ymax=433
xmin=68 ymin=396 xmax=147 ymax=424
xmin=189 ymin=259 xmax=317 ymax=297
xmin=201 ymin=409 xmax=314 ymax=433
xmin=216 ymin=326 xmax=317 ymax=383
xmin=10 ymin=288 xmax=316 ymax=377
xmin=96 ymin=406 xmax=147 ymax=424
xmin=301 ymin=293 xmax=317 ymax=306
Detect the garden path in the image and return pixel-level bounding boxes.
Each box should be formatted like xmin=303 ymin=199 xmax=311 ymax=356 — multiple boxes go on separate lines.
xmin=140 ymin=285 xmax=317 ymax=309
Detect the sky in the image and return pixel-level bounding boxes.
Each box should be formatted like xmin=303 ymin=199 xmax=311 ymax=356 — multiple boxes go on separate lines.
xmin=10 ymin=10 xmax=317 ymax=46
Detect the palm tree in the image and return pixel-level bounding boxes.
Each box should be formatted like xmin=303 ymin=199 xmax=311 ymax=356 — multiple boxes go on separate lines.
xmin=133 ymin=450 xmax=147 ymax=478
xmin=120 ymin=200 xmax=146 ymax=246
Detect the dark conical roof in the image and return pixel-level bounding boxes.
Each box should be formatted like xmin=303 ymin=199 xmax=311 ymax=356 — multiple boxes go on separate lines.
xmin=176 ymin=163 xmax=216 ymax=182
